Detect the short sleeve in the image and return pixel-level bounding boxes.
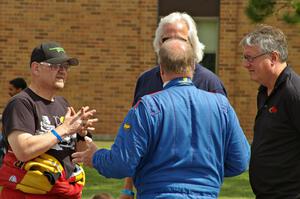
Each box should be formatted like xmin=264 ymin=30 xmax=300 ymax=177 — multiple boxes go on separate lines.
xmin=2 ymin=98 xmax=36 ymax=138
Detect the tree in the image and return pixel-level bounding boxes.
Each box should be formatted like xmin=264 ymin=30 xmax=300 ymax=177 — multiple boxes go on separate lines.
xmin=246 ymin=0 xmax=300 ymax=24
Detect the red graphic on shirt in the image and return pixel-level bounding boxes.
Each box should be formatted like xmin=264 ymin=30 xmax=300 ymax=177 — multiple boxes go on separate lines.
xmin=269 ymin=106 xmax=278 ymax=113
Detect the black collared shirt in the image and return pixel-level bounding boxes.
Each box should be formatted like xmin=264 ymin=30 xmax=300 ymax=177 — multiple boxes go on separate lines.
xmin=250 ymin=66 xmax=300 ymax=199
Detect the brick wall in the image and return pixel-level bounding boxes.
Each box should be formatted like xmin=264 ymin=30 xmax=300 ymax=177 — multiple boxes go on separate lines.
xmin=0 ymin=0 xmax=157 ymax=137
xmin=1 ymin=0 xmax=299 ymax=140
xmin=220 ymin=0 xmax=300 ymax=140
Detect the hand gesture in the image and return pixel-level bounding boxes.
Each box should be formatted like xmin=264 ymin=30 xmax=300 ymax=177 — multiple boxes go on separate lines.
xmin=76 ymin=106 xmax=98 ymax=137
xmin=61 ymin=106 xmax=97 ymax=136
xmin=72 ymin=136 xmax=98 ymax=167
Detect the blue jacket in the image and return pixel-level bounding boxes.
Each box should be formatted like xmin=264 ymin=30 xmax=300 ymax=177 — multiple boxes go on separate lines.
xmin=93 ymin=78 xmax=250 ymax=199
xmin=132 ymin=64 xmax=227 ymax=105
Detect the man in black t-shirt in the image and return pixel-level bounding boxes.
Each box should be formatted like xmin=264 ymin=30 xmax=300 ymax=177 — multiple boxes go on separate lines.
xmin=0 ymin=42 xmax=97 ymax=199
xmin=241 ymin=25 xmax=300 ymax=199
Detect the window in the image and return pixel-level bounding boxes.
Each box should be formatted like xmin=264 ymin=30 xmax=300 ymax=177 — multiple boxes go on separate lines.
xmin=195 ymin=18 xmax=219 ymax=73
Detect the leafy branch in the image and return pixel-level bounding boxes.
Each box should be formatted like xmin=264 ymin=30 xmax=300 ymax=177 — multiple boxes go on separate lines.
xmin=246 ymin=0 xmax=300 ymax=24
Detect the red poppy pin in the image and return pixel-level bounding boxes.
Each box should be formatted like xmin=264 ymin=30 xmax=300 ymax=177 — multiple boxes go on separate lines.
xmin=269 ymin=106 xmax=278 ymax=113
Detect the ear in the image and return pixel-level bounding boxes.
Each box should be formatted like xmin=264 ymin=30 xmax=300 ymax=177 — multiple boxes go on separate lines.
xmin=270 ymin=51 xmax=279 ymax=63
xmin=31 ymin=62 xmax=40 ymax=75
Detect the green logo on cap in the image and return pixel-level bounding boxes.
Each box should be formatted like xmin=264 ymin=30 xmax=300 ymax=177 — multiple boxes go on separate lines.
xmin=49 ymin=47 xmax=65 ymax=53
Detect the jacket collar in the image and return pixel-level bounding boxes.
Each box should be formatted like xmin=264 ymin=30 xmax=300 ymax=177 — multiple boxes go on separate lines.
xmin=164 ymin=77 xmax=193 ymax=89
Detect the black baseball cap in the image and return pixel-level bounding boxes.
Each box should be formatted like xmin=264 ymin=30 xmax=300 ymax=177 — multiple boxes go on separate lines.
xmin=30 ymin=42 xmax=79 ymax=66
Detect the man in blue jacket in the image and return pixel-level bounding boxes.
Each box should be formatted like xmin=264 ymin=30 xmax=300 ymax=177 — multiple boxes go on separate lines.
xmin=72 ymin=39 xmax=250 ymax=199
xmin=122 ymin=12 xmax=228 ymax=198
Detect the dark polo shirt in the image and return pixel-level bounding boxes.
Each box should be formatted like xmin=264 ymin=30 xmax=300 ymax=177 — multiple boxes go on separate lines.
xmin=250 ymin=66 xmax=300 ymax=199
xmin=132 ymin=63 xmax=227 ymax=106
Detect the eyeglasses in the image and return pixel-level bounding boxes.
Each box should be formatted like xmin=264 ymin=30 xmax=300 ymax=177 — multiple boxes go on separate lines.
xmin=242 ymin=52 xmax=270 ymax=63
xmin=40 ymin=62 xmax=71 ymax=71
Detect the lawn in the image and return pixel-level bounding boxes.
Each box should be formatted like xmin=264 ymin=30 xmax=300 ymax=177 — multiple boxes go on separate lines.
xmin=0 ymin=141 xmax=254 ymax=198
xmin=82 ymin=141 xmax=255 ymax=199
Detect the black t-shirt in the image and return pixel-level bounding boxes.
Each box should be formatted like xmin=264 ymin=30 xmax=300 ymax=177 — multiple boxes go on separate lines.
xmin=250 ymin=66 xmax=300 ymax=199
xmin=2 ymin=88 xmax=76 ymax=178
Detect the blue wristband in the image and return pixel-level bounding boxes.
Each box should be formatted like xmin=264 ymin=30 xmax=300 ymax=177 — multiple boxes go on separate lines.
xmin=121 ymin=189 xmax=134 ymax=196
xmin=51 ymin=129 xmax=63 ymax=142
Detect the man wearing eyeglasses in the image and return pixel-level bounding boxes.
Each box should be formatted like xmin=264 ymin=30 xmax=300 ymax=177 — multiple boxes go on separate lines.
xmin=240 ymin=25 xmax=300 ymax=199
xmin=0 ymin=42 xmax=97 ymax=199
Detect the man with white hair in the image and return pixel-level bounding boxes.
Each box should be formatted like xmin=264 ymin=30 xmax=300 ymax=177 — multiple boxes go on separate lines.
xmin=121 ymin=12 xmax=228 ymax=199
xmin=132 ymin=12 xmax=226 ymax=106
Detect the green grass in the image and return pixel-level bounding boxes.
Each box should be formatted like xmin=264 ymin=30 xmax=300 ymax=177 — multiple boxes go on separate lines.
xmin=219 ymin=173 xmax=255 ymax=199
xmin=82 ymin=167 xmax=123 ymax=199
xmin=82 ymin=141 xmax=255 ymax=199
xmin=82 ymin=169 xmax=254 ymax=199
xmin=0 ymin=141 xmax=254 ymax=199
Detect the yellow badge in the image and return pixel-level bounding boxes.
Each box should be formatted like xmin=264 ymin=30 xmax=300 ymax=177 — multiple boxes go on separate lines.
xmin=123 ymin=123 xmax=131 ymax=131
xmin=60 ymin=116 xmax=65 ymax=123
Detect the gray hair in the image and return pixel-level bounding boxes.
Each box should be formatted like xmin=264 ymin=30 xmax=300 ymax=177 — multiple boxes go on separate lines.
xmin=159 ymin=39 xmax=195 ymax=74
xmin=153 ymin=12 xmax=205 ymax=63
xmin=240 ymin=24 xmax=288 ymax=62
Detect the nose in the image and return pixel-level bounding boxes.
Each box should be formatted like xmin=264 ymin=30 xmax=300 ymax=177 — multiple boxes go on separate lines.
xmin=242 ymin=60 xmax=251 ymax=69
xmin=58 ymin=66 xmax=68 ymax=72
